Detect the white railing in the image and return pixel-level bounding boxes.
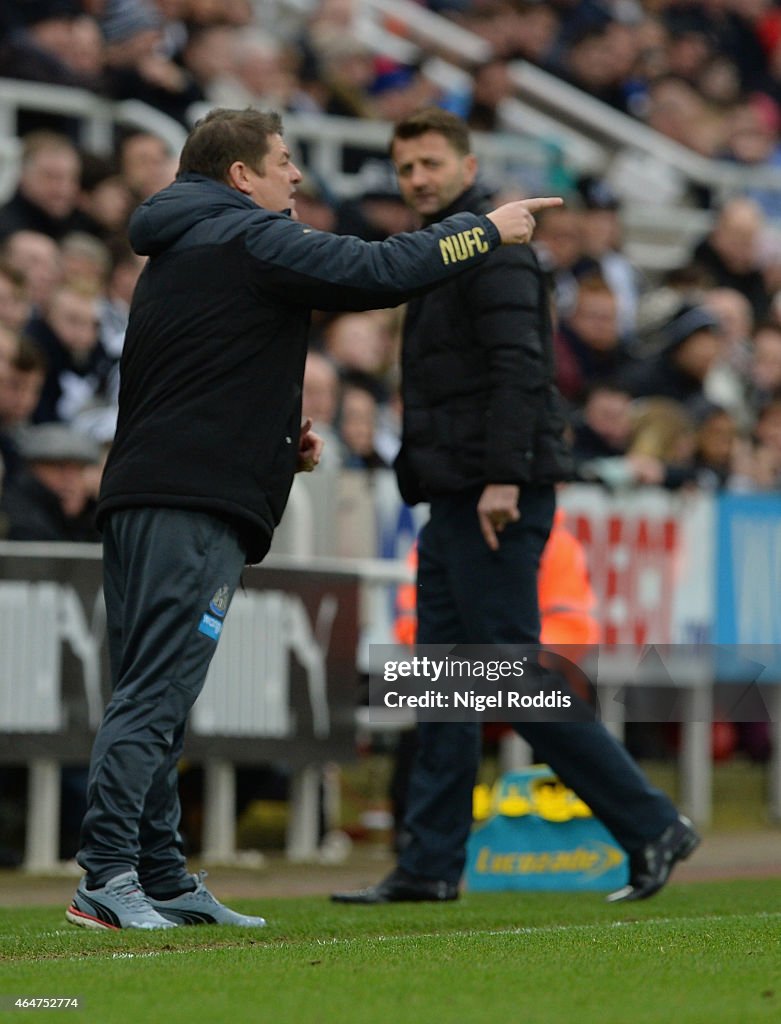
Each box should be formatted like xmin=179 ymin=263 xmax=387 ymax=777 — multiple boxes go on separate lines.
xmin=0 ymin=78 xmax=187 ymax=159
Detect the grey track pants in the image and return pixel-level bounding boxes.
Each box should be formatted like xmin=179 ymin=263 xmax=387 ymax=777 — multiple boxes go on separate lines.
xmin=77 ymin=507 xmax=247 ymax=890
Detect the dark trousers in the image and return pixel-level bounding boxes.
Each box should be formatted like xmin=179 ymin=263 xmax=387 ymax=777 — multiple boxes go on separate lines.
xmin=77 ymin=508 xmax=246 ymax=890
xmin=398 ymin=485 xmax=678 ymax=885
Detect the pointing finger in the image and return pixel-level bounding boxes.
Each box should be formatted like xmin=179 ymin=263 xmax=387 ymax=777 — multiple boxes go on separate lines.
xmin=520 ymin=197 xmax=564 ymax=212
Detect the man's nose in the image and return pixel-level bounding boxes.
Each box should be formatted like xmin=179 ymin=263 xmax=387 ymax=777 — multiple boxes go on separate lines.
xmin=409 ymin=165 xmax=428 ymax=187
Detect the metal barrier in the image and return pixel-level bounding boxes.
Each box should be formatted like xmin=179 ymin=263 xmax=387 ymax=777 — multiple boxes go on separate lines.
xmin=0 ymin=543 xmax=370 ymax=870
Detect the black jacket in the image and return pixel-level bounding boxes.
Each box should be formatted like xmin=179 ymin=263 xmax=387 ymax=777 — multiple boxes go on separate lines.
xmin=97 ymin=174 xmax=502 ymax=562
xmin=394 ymin=187 xmax=572 ymax=505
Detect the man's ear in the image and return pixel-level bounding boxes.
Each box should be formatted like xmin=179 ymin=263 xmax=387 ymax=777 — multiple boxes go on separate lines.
xmin=227 ymin=161 xmax=252 ymax=194
xmin=463 ymin=153 xmax=478 ymax=188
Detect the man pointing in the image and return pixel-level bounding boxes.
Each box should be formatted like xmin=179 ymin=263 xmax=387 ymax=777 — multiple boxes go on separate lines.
xmin=66 ymin=106 xmax=562 ymax=931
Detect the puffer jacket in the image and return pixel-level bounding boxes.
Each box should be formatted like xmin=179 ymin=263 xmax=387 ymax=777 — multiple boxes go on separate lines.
xmin=395 ymin=187 xmax=572 ymax=505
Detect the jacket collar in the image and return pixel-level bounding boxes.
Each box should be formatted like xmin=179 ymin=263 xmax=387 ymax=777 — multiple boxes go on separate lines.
xmin=423 ymin=185 xmax=491 ymax=226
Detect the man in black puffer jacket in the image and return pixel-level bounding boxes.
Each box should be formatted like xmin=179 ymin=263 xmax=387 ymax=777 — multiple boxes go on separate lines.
xmin=333 ymin=108 xmax=699 ymax=908
xmin=67 ymin=107 xmax=561 ymax=932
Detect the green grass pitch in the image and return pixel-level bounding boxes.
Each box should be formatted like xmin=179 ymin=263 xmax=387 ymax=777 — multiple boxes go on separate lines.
xmin=0 ymin=879 xmax=779 ymax=1024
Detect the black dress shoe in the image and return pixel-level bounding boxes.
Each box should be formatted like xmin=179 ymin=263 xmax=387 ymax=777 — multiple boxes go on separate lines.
xmin=607 ymin=814 xmax=701 ymax=903
xmin=331 ymin=868 xmax=459 ymax=904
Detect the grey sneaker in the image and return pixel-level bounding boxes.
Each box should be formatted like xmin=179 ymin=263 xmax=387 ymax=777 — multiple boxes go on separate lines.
xmin=66 ymin=870 xmax=177 ymax=930
xmin=148 ymin=870 xmax=267 ymax=927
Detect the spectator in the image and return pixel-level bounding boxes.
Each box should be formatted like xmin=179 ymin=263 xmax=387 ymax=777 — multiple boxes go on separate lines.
xmin=575 ymin=175 xmax=642 ymax=340
xmin=60 ymin=232 xmax=111 ymax=291
xmin=701 ymin=287 xmax=754 ymax=425
xmin=0 ymin=422 xmax=101 ymax=541
xmin=0 ymin=335 xmax=47 ymax=432
xmin=323 ymin=311 xmax=390 ymax=380
xmin=3 ymin=230 xmax=62 ymax=314
xmin=338 ymin=381 xmax=390 ymax=469
xmin=687 ymin=197 xmax=772 ymax=323
xmin=622 ymin=16 xmax=670 ymax=119
xmin=745 ymin=398 xmax=781 ymax=489
xmin=100 ymin=0 xmax=202 ymax=125
xmin=118 ymin=132 xmax=175 ymax=202
xmin=571 ymin=380 xmax=634 ymax=463
xmin=370 ymin=63 xmax=441 ymax=127
xmin=0 ymin=3 xmax=102 ymax=134
xmin=628 ymin=396 xmax=698 ymax=487
xmin=691 ymin=400 xmax=742 ymax=490
xmin=311 ymin=34 xmax=377 ymax=120
xmin=621 ymin=302 xmax=725 ymax=409
xmin=186 ymin=0 xmax=252 ymax=28
xmin=559 ymin=23 xmax=635 ymax=113
xmin=532 ymin=204 xmax=583 ymax=318
xmin=466 ymin=58 xmax=516 ymax=133
xmin=0 ymin=337 xmax=48 ymax=485
xmin=0 ymin=132 xmax=82 ymax=242
xmin=746 ymin=322 xmax=781 ymax=413
xmin=645 ymin=75 xmax=724 ymax=158
xmin=209 ymin=31 xmax=296 ymax=111
xmin=334 ymin=160 xmax=414 ymax=241
xmin=293 ymin=175 xmax=338 ymax=233
xmin=74 ymin=154 xmax=135 ymax=241
xmin=299 ymin=349 xmax=340 ymax=467
xmin=26 ymin=281 xmax=112 ymax=424
xmin=68 ymin=11 xmax=105 ymax=81
xmin=554 ymin=275 xmax=628 ymax=404
xmin=696 ymin=54 xmax=742 ymax=109
xmin=661 ymin=8 xmax=718 ymax=86
xmin=302 ymin=350 xmax=340 ymax=431
xmin=505 ymin=1 xmax=560 ymax=66
xmin=720 ymin=96 xmax=781 ymax=220
xmin=180 ymin=25 xmax=238 ymax=106
xmin=99 ymin=241 xmax=145 ymax=363
xmin=702 ymin=287 xmax=753 ymax=359
xmin=0 ymin=260 xmax=32 ymax=332
xmin=571 ymin=380 xmax=684 ymax=489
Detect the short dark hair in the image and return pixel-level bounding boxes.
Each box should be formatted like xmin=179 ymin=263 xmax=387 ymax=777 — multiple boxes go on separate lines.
xmin=178 ymin=108 xmax=284 ymax=183
xmin=390 ymin=107 xmax=471 ymax=157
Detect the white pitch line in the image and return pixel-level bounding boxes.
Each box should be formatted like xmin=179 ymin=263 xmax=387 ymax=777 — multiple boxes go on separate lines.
xmin=2 ymin=908 xmax=769 ymax=963
xmin=313 ymin=910 xmax=781 ymax=947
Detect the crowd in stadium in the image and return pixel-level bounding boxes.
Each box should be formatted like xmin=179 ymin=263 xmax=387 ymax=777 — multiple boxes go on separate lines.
xmin=3 ymin=0 xmax=781 ymax=544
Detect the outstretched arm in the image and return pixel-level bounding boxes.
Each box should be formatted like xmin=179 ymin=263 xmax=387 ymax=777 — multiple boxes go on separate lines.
xmin=244 ymin=198 xmax=563 ymax=311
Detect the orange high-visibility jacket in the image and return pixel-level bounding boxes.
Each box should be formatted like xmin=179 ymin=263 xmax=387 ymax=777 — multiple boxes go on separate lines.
xmin=394 ymin=508 xmax=601 ymax=648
